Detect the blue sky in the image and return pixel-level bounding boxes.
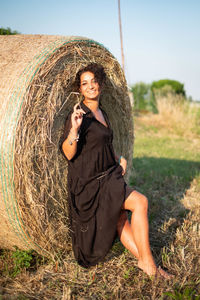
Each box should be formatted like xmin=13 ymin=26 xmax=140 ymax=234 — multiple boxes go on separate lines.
xmin=1 ymin=0 xmax=200 ymax=100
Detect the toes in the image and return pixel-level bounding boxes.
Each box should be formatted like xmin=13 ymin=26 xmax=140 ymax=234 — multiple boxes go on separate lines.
xmin=157 ymin=266 xmax=173 ymax=279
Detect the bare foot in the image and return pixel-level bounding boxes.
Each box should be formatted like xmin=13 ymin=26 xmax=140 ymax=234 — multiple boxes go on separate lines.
xmin=138 ymin=260 xmax=173 ymax=279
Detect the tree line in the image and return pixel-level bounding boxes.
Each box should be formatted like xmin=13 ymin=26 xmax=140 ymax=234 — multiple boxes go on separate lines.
xmin=0 ymin=27 xmax=20 ymax=35
xmin=131 ymin=79 xmax=190 ymax=113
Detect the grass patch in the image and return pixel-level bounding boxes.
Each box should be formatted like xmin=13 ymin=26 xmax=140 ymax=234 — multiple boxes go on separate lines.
xmin=0 ymin=248 xmax=47 ymax=278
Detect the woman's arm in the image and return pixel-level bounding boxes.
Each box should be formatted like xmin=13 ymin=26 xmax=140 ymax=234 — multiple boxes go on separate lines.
xmin=62 ymin=127 xmax=79 ymax=160
xmin=62 ymin=103 xmax=85 ymax=160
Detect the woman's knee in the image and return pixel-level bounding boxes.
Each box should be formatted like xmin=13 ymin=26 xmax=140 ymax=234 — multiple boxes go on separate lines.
xmin=138 ymin=194 xmax=148 ymax=211
xmin=125 ymin=191 xmax=148 ymax=212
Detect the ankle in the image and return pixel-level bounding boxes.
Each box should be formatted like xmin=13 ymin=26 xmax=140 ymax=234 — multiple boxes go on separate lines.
xmin=138 ymin=253 xmax=155 ymax=265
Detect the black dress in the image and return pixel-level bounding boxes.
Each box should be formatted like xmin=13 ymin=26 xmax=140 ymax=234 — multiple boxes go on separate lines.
xmin=63 ymin=101 xmax=131 ymax=268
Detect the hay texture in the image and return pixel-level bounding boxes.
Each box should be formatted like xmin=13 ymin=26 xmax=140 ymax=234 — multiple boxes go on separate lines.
xmin=0 ymin=34 xmax=133 ymax=257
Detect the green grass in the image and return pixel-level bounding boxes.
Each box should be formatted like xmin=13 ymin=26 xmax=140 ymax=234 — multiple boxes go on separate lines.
xmin=134 ymin=134 xmax=200 ymax=161
xmin=0 ymin=247 xmax=47 ymax=278
xmin=132 ymin=118 xmax=200 ymax=201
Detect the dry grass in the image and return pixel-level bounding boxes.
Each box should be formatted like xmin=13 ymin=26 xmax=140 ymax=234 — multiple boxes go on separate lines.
xmin=0 ymin=185 xmax=199 ymax=299
xmin=0 ymin=99 xmax=200 ymax=299
xmin=138 ymin=94 xmax=200 ymax=138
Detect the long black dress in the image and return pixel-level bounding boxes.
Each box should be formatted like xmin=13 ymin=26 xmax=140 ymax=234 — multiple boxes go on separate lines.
xmin=63 ymin=101 xmax=131 ymax=268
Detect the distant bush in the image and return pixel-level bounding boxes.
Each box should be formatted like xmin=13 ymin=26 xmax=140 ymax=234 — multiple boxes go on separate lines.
xmin=0 ymin=27 xmax=20 ymax=35
xmin=151 ymin=79 xmax=186 ymax=97
xmin=131 ymin=79 xmax=189 ymax=113
xmin=153 ymin=84 xmax=187 ymax=105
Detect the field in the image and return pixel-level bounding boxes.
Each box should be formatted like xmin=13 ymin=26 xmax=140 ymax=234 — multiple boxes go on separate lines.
xmin=0 ymin=99 xmax=200 ymax=299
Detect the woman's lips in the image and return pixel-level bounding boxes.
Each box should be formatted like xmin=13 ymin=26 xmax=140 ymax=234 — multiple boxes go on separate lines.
xmin=88 ymin=90 xmax=96 ymax=94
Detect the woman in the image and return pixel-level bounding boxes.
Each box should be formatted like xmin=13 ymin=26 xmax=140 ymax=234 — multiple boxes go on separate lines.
xmin=62 ymin=63 xmax=171 ymax=278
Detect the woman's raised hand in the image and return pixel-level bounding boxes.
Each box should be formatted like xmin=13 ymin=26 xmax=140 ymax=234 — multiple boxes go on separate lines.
xmin=71 ymin=103 xmax=85 ymax=130
xmin=62 ymin=103 xmax=85 ymax=160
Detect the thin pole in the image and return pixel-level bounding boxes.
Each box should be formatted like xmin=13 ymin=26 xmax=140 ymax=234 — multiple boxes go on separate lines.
xmin=118 ymin=0 xmax=125 ymax=73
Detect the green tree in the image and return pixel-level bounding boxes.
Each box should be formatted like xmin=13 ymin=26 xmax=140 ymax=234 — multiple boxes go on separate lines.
xmin=0 ymin=27 xmax=20 ymax=35
xmin=151 ymin=79 xmax=186 ymax=96
xmin=131 ymin=82 xmax=157 ymax=113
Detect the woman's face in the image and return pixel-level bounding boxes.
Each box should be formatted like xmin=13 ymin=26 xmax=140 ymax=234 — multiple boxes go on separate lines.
xmin=79 ymin=71 xmax=101 ymax=100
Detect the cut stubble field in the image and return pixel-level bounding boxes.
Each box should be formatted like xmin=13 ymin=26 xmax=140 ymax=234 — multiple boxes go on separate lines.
xmin=0 ymin=103 xmax=200 ymax=299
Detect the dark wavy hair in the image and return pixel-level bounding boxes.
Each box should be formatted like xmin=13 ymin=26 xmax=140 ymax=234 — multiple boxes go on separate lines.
xmin=75 ymin=63 xmax=106 ymax=90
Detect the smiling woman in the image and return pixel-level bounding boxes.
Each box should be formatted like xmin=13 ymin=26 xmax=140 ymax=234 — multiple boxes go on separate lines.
xmin=0 ymin=34 xmax=133 ymax=258
xmin=61 ymin=63 xmax=172 ymax=278
xmin=61 ymin=63 xmax=132 ymax=268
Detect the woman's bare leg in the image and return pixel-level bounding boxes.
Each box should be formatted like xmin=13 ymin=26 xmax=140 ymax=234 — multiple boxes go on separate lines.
xmin=117 ymin=189 xmax=172 ymax=278
xmin=117 ymin=210 xmax=139 ymax=259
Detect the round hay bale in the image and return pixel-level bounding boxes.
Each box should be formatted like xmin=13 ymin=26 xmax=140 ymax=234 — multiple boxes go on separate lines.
xmin=0 ymin=34 xmax=133 ymax=257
